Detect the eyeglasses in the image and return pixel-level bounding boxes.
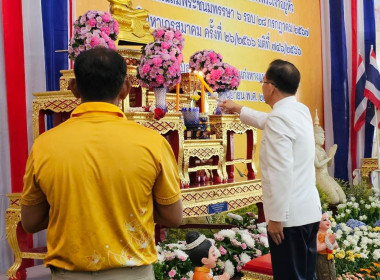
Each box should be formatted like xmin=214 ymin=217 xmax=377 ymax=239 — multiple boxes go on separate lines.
xmin=259 ymin=80 xmax=276 ymax=87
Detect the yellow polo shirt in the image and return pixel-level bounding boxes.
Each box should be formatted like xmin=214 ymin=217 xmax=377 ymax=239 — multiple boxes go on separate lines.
xmin=22 ymin=102 xmax=181 ymax=271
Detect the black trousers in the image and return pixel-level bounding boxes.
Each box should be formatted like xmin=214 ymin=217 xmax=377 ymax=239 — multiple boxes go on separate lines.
xmin=268 ymin=222 xmax=320 ymax=280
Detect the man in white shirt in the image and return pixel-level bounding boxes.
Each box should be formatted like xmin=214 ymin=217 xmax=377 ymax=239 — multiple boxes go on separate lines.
xmin=220 ymin=59 xmax=321 ymax=280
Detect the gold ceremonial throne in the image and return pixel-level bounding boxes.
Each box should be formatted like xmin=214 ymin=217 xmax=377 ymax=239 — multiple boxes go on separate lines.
xmin=5 ymin=1 xmax=263 ymax=279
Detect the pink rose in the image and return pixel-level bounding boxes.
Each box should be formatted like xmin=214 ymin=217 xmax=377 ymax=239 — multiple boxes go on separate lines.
xmin=241 ymin=243 xmax=247 ymax=250
xmin=156 ymin=75 xmax=165 ymax=84
xmin=174 ymin=30 xmax=182 ymax=40
xmin=101 ymin=32 xmax=110 ymax=42
xmin=179 ymin=255 xmax=188 ymax=261
xmin=168 ymin=269 xmax=176 ymax=278
xmin=102 ymin=12 xmax=111 ymax=23
xmin=152 ymin=57 xmax=163 ymax=66
xmin=210 ymin=69 xmax=222 ymax=81
xmin=90 ymin=36 xmax=100 ymax=47
xmin=107 ymin=40 xmax=116 ymax=50
xmin=88 ymin=18 xmax=96 ymax=27
xmin=177 ymin=53 xmax=183 ymax=63
xmin=161 ymin=41 xmax=170 ymax=50
xmin=156 ymin=28 xmax=165 ymax=38
xmin=164 ymin=30 xmax=174 ymax=41
xmin=142 ymin=64 xmax=151 ymax=74
xmin=225 ymin=66 xmax=234 ymax=76
xmin=219 ymin=246 xmax=227 ymax=255
xmin=208 ymin=52 xmax=217 ymax=62
xmin=168 ymin=65 xmax=179 ymax=76
xmin=101 ymin=26 xmax=110 ymax=35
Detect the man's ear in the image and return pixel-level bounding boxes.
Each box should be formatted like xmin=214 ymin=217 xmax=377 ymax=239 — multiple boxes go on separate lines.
xmin=201 ymin=257 xmax=208 ymax=266
xmin=118 ymin=77 xmax=131 ymax=101
xmin=68 ymin=78 xmax=80 ymax=99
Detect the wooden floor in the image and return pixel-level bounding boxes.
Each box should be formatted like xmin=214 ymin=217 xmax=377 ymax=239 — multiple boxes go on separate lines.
xmin=0 ymin=265 xmax=50 ymax=280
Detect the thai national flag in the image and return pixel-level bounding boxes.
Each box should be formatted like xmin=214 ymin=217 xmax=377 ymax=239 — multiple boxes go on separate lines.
xmin=321 ymin=0 xmax=376 ymax=181
xmin=364 ymin=46 xmax=380 ymax=110
xmin=354 ymin=55 xmax=367 ymax=132
xmin=0 ymin=0 xmax=74 ymax=274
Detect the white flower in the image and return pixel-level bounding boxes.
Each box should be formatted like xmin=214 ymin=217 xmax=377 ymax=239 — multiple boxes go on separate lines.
xmin=227 ymin=213 xmax=243 ymax=221
xmin=240 ymin=232 xmax=256 ymax=248
xmin=260 ymin=236 xmax=269 ymax=248
xmin=157 ymin=252 xmax=164 ymax=262
xmin=343 ymin=240 xmax=350 ymax=247
xmin=224 ymin=260 xmax=235 ymax=277
xmin=345 ymin=209 xmax=351 ymax=214
xmin=331 ymin=222 xmax=337 ymax=228
xmin=350 ymin=197 xmax=356 ymax=202
xmin=373 ymin=249 xmax=380 ymax=260
xmin=239 ymin=252 xmax=252 ymax=265
xmin=257 ymin=223 xmax=267 ymax=234
xmin=218 ymin=229 xmax=236 ymax=239
xmin=337 ymin=204 xmax=346 ymax=209
xmin=187 ymin=271 xmax=194 ymax=279
xmin=353 ymin=202 xmax=359 ymax=208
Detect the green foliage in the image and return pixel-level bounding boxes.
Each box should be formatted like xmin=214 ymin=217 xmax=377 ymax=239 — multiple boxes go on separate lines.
xmin=336 ymin=178 xmax=373 ymax=202
xmin=316 ymin=184 xmax=329 ymax=211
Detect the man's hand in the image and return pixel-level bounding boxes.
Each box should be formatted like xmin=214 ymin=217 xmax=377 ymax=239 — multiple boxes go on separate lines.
xmin=219 ymin=100 xmax=243 ymax=114
xmin=267 ymin=220 xmax=284 ymax=245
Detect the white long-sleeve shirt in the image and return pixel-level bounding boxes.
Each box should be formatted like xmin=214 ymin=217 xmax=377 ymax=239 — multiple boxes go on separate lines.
xmin=240 ymin=96 xmax=321 ymax=227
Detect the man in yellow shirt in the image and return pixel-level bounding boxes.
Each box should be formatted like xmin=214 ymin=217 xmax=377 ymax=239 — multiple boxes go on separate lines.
xmin=21 ymin=47 xmax=182 ymax=280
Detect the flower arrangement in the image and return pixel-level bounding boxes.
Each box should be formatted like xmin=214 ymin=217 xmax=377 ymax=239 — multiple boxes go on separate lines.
xmin=213 ymin=227 xmax=269 ymax=277
xmin=204 ymin=62 xmax=241 ymax=92
xmin=189 ymin=50 xmax=223 ymax=72
xmin=152 ymin=27 xmax=185 ymax=51
xmin=137 ymin=29 xmax=183 ymax=89
xmin=153 ymin=210 xmax=270 ymax=279
xmin=154 ymin=241 xmax=193 ymax=280
xmin=68 ymin=10 xmax=119 ymax=60
xmin=328 ymin=186 xmax=380 ymax=278
xmin=335 ymin=193 xmax=380 ymax=226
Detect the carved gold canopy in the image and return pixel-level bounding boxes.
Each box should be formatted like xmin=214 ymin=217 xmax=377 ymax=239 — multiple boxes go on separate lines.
xmin=107 ymin=0 xmax=154 ymax=45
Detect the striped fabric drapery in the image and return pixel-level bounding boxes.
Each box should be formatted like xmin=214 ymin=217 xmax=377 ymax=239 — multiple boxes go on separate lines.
xmin=321 ymin=0 xmax=376 ymax=182
xmin=0 ymin=0 xmax=73 ymax=273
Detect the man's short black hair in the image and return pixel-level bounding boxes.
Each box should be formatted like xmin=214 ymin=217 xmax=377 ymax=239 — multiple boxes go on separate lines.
xmin=265 ymin=59 xmax=300 ymax=95
xmin=74 ymin=47 xmax=127 ymax=101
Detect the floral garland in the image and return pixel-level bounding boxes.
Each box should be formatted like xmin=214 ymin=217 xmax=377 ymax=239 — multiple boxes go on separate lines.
xmin=68 ymin=10 xmax=119 ymax=60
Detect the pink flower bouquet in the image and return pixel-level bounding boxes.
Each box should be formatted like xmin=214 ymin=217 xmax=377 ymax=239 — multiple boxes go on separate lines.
xmin=137 ymin=36 xmax=183 ymax=89
xmin=204 ymin=62 xmax=241 ymax=92
xmin=189 ymin=50 xmax=223 ymax=72
xmin=152 ymin=27 xmax=185 ymax=51
xmin=68 ymin=10 xmax=119 ymax=60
